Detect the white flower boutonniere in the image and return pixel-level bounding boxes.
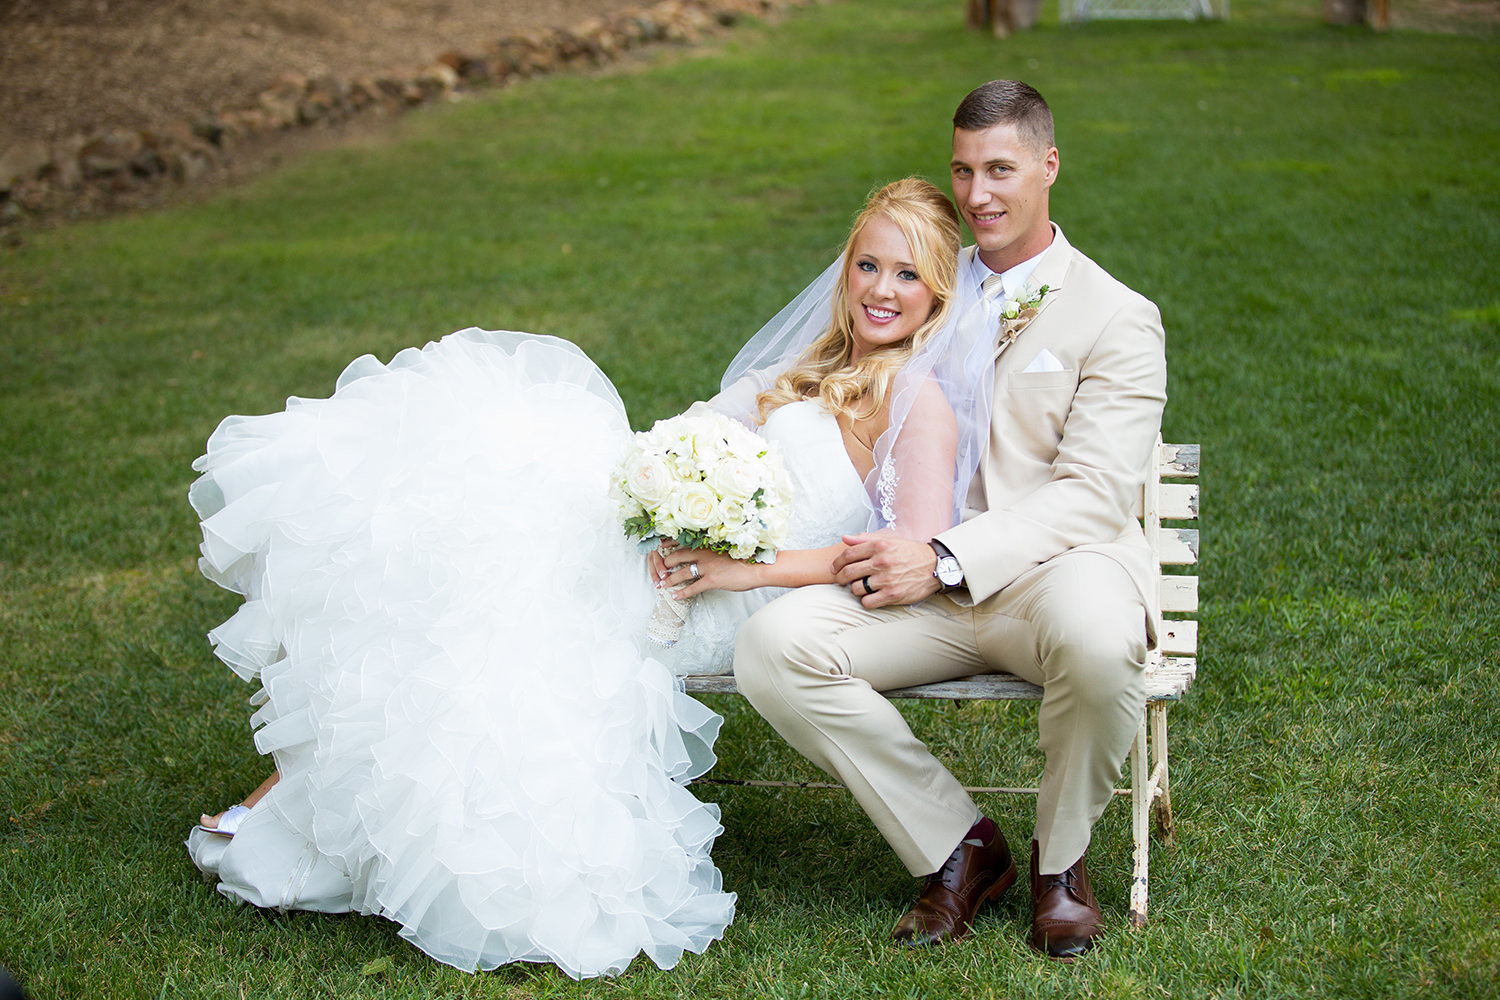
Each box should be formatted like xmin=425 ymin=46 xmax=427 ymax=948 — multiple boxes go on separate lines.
xmin=998 ymin=283 xmax=1053 ymax=348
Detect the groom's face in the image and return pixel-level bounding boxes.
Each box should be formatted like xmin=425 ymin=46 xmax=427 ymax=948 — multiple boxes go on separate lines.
xmin=950 ymin=123 xmax=1059 ymax=274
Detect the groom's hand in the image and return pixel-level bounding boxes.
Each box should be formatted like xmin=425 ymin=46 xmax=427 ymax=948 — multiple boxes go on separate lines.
xmin=834 ymin=533 xmax=942 ymax=608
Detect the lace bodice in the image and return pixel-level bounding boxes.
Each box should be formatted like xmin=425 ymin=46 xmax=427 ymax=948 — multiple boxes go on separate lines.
xmin=666 ymin=400 xmax=871 ymax=675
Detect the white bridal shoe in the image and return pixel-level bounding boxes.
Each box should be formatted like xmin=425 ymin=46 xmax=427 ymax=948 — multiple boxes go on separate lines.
xmin=197 ymin=804 xmax=251 ymax=835
xmin=186 ymin=804 xmax=249 ymax=878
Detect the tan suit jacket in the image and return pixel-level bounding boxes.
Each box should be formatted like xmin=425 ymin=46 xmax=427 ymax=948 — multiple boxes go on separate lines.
xmin=937 ymin=227 xmax=1168 ymax=642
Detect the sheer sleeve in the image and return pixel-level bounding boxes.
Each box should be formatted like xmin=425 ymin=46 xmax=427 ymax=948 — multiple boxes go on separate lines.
xmin=876 ymin=378 xmax=959 ymax=541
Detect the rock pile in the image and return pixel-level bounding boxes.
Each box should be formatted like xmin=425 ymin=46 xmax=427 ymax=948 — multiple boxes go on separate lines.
xmin=0 ymin=0 xmax=820 ymax=228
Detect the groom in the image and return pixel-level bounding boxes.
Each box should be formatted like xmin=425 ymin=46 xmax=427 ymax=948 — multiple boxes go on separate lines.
xmin=735 ymin=80 xmax=1168 ymax=960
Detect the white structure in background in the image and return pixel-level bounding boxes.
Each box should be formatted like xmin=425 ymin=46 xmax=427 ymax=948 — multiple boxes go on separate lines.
xmin=1062 ymin=0 xmax=1227 ymax=21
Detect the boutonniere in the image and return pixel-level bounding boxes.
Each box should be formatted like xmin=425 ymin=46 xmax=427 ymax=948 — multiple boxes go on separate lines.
xmin=998 ymin=284 xmax=1053 ymax=347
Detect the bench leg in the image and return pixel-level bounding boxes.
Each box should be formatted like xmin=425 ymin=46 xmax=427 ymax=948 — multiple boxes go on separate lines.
xmin=1128 ymin=715 xmax=1150 ymax=927
xmin=1150 ymin=701 xmax=1175 ymax=843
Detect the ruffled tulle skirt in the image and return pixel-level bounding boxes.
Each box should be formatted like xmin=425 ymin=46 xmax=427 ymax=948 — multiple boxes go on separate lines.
xmin=186 ymin=329 xmax=735 ymax=978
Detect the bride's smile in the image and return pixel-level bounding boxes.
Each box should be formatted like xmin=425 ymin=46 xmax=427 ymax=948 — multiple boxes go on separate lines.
xmin=846 ymin=214 xmax=936 ymax=361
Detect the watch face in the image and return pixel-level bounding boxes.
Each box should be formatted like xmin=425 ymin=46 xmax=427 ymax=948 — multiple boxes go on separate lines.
xmin=936 ymin=556 xmax=963 ymax=587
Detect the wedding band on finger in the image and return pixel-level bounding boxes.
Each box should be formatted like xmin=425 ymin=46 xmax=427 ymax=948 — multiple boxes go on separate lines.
xmin=861 ymin=576 xmax=877 ymax=595
xmin=689 ymin=562 xmax=700 ymax=579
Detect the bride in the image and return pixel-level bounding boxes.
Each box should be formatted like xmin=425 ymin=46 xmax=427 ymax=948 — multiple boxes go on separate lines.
xmin=186 ymin=178 xmax=981 ymax=978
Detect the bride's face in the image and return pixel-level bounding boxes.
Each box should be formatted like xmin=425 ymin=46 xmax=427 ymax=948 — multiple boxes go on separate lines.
xmin=845 ymin=215 xmax=937 ymax=362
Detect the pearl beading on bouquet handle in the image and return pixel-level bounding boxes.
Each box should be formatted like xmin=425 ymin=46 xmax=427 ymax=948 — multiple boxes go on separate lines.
xmin=644 ymin=586 xmax=694 ymax=647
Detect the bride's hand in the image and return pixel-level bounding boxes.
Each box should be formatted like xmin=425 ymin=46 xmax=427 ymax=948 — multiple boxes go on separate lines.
xmin=646 ymin=539 xmax=678 ymax=582
xmin=656 ymin=546 xmax=760 ymax=598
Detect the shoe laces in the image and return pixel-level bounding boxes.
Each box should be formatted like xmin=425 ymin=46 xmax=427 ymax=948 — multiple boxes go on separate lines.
xmin=1040 ymin=865 xmax=1081 ymax=898
xmin=927 ymin=846 xmax=965 ymax=887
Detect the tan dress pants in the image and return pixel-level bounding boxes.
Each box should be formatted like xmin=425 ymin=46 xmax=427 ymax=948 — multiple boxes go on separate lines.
xmin=733 ymin=551 xmax=1148 ymax=877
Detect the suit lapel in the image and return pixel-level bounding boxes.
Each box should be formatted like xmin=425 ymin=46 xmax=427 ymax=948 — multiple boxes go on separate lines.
xmin=992 ymin=225 xmax=1075 ymax=363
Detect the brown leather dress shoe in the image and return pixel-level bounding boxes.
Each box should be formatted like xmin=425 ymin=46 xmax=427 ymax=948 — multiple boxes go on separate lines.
xmin=1029 ymin=839 xmax=1103 ymax=960
xmin=892 ymin=821 xmax=1017 ymax=946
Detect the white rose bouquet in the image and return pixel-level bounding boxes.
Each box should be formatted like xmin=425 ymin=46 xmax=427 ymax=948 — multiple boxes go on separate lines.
xmin=611 ymin=410 xmax=793 ymax=646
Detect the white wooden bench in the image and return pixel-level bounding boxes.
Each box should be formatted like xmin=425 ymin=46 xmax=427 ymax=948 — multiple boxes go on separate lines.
xmin=684 ymin=438 xmax=1199 ymax=927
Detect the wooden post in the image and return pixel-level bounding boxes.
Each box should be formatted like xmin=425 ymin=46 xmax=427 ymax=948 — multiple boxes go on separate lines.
xmin=968 ymin=0 xmax=1006 ymax=38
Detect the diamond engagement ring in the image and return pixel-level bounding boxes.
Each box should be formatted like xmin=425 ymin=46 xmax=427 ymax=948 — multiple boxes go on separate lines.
xmin=689 ymin=562 xmax=700 ymax=579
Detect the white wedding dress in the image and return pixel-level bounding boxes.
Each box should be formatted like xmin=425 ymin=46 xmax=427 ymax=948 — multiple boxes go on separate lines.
xmin=186 ymin=328 xmax=870 ymax=978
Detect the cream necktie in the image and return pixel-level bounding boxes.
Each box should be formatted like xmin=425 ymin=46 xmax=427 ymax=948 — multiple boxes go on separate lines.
xmin=981 ymin=273 xmax=1006 ymax=304
xmin=981 ymin=273 xmax=1010 ymax=348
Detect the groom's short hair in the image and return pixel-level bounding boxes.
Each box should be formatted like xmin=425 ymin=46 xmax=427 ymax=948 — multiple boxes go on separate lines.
xmin=953 ymin=80 xmax=1055 ymax=153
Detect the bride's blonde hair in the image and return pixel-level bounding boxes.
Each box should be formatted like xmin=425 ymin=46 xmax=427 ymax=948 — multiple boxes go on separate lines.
xmin=756 ymin=177 xmax=962 ymax=423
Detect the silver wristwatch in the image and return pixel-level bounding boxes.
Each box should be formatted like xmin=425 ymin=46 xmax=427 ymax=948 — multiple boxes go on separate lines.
xmin=929 ymin=539 xmax=964 ymax=590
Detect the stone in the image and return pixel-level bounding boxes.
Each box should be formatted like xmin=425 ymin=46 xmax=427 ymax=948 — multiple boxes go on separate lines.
xmin=169 ymin=148 xmax=212 ymax=183
xmin=297 ymin=93 xmax=333 ymax=124
xmin=79 ymin=128 xmax=143 ymax=178
xmin=437 ymin=50 xmax=490 ymax=84
xmin=308 ymin=75 xmax=349 ymax=101
xmin=348 ymin=78 xmax=381 ymax=108
xmin=580 ymin=18 xmax=623 ymax=57
xmin=551 ymin=28 xmax=587 ymax=62
xmin=258 ymin=71 xmax=309 ymax=127
xmin=191 ymin=114 xmax=226 ymax=147
xmin=487 ymin=36 xmax=534 ymax=76
xmin=219 ymin=108 xmax=269 ymax=141
xmin=48 ymin=136 xmax=87 ymax=189
xmin=416 ymin=62 xmax=460 ymax=96
xmin=257 ymin=90 xmax=300 ymax=128
xmin=128 ymin=144 xmax=167 ymax=178
xmin=0 ymin=139 xmax=51 ymax=193
xmin=12 ymin=177 xmax=50 ymax=212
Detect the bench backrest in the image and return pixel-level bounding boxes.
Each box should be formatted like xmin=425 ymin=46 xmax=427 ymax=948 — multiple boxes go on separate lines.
xmin=1146 ymin=439 xmax=1199 ymax=699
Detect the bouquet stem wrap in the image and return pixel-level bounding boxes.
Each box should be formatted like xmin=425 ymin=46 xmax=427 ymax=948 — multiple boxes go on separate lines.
xmin=644 ymin=586 xmax=693 ymax=647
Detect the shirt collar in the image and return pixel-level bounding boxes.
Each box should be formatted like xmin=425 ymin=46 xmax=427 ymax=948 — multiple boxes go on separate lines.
xmin=970 ymin=223 xmax=1059 ymax=300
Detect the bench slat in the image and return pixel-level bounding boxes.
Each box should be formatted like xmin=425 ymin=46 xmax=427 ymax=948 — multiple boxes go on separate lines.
xmin=1159 ymin=483 xmax=1199 ymax=520
xmin=1156 ymin=527 xmax=1199 ymax=565
xmin=1158 ymin=618 xmax=1197 ymax=656
xmin=1145 ymin=656 xmax=1197 ymax=699
xmin=1159 ymin=443 xmax=1200 ymax=478
xmin=682 ymin=655 xmax=1197 ymax=703
xmin=1159 ymin=575 xmax=1198 ymax=613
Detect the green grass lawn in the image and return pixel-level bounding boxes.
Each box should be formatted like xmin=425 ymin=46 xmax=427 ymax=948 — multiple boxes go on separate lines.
xmin=2 ymin=0 xmax=1497 ymax=996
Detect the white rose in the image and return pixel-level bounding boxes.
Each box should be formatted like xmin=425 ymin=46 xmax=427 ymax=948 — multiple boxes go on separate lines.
xmin=671 ymin=481 xmax=721 ymax=531
xmin=613 ymin=491 xmax=645 ymax=522
xmin=687 ymin=428 xmax=727 ymax=469
xmin=623 ymin=449 xmax=672 ymax=507
xmin=706 ymin=457 xmax=761 ymax=501
xmin=718 ymin=497 xmax=748 ymax=526
xmin=729 ymin=522 xmax=762 ymax=559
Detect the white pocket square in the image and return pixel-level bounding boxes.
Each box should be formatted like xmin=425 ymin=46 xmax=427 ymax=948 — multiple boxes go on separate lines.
xmin=1020 ymin=349 xmax=1065 ymax=374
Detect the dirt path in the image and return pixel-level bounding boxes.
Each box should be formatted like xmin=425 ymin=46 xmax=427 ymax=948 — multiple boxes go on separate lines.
xmin=1 ymin=0 xmax=650 ymax=151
